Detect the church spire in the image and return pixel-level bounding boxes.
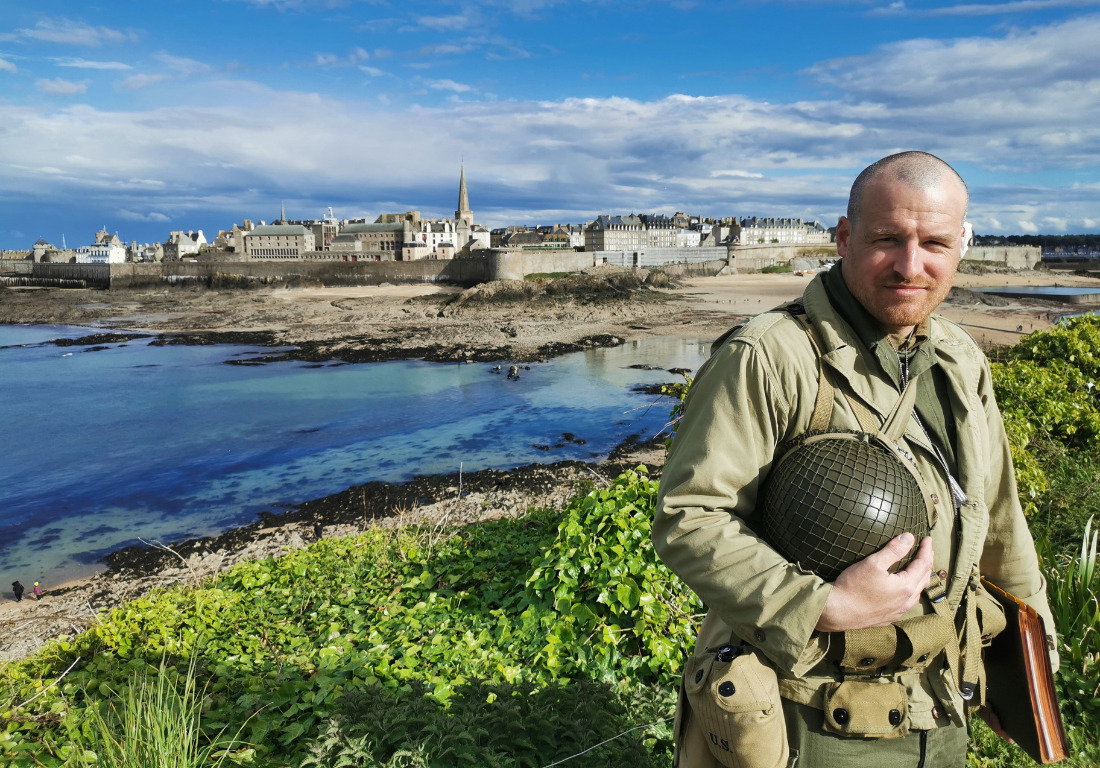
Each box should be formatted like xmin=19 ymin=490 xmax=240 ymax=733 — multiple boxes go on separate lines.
xmin=455 ymin=165 xmax=472 ymax=226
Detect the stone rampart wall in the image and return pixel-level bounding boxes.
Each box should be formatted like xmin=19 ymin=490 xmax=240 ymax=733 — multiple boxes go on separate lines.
xmin=595 ymin=247 xmax=728 ymax=269
xmin=0 ymin=259 xmax=34 ymax=275
xmin=486 ymin=250 xmax=593 ymax=281
xmin=33 ymin=262 xmax=111 ymax=287
xmin=106 ymin=258 xmax=490 ymax=289
xmin=965 ymin=246 xmax=1041 ymax=270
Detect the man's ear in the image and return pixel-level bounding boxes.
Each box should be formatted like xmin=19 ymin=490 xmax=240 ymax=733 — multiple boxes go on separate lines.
xmin=836 ymin=216 xmax=851 ymax=258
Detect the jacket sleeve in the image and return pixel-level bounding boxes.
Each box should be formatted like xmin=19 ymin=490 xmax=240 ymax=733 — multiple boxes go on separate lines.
xmin=652 ymin=336 xmax=832 ymax=676
xmin=976 ymin=360 xmax=1060 ymax=669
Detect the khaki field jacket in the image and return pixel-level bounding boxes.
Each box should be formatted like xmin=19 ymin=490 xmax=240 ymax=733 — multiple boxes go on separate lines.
xmin=653 ymin=274 xmax=1056 ymax=731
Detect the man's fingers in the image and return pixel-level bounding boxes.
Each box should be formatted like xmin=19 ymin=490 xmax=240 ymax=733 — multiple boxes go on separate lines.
xmin=866 ymin=532 xmax=915 ymax=569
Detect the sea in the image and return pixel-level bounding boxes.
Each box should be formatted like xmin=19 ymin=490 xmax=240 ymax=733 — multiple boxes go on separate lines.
xmin=0 ymin=325 xmax=709 ymax=588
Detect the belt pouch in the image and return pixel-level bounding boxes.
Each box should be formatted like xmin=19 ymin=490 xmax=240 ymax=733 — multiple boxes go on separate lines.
xmin=684 ymin=648 xmax=789 ymax=768
xmin=821 ymin=680 xmax=911 ymax=739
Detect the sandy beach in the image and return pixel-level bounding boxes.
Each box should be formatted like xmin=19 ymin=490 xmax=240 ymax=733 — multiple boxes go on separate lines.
xmin=2 ymin=263 xmax=1098 ymax=661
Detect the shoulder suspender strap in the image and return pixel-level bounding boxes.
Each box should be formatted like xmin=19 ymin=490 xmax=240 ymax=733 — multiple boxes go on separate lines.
xmin=791 ymin=312 xmax=835 ymax=432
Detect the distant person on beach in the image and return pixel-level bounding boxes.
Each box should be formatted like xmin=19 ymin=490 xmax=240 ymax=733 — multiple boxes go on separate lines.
xmin=33 ymin=582 xmax=42 ymax=600
xmin=12 ymin=581 xmax=24 ymax=602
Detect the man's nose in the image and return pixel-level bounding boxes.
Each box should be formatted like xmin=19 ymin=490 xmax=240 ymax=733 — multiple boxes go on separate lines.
xmin=892 ymin=240 xmax=923 ymax=279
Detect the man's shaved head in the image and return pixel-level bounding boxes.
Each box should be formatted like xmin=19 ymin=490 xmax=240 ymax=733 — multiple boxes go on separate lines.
xmin=847 ymin=151 xmax=968 ymax=224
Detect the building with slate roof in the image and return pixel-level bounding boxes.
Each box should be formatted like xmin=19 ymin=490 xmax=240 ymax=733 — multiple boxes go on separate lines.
xmin=243 ymin=224 xmax=316 ymax=259
xmin=731 ymin=217 xmax=831 ymax=245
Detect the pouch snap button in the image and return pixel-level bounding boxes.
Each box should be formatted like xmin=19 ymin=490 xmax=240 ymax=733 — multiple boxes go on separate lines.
xmin=859 ymin=657 xmax=875 ymax=666
xmin=718 ymin=681 xmax=736 ymax=697
xmin=694 ymin=669 xmax=704 ymax=683
xmin=889 ymin=709 xmax=902 ymax=726
xmin=833 ymin=708 xmax=850 ymax=725
xmin=931 ymin=493 xmax=940 ymax=504
xmin=918 ymin=653 xmax=930 ymax=662
xmin=753 ymin=629 xmax=766 ymax=643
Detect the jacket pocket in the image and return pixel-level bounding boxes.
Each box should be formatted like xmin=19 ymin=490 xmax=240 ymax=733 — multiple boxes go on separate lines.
xmin=684 ymin=647 xmax=789 ymax=768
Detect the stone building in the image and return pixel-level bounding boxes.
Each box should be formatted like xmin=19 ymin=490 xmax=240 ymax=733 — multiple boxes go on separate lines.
xmin=341 ymin=222 xmax=406 ymax=260
xmin=585 ymin=215 xmax=645 ymax=251
xmin=243 ymin=224 xmax=316 ymax=259
xmin=163 ymin=230 xmax=207 ymax=261
xmin=75 ymin=237 xmax=127 ymax=264
xmin=731 ymin=217 xmax=831 ymax=245
xmin=585 ymin=214 xmax=704 ymax=252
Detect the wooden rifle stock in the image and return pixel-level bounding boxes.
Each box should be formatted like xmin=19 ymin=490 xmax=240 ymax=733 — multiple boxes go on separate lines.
xmin=981 ymin=579 xmax=1068 ymax=764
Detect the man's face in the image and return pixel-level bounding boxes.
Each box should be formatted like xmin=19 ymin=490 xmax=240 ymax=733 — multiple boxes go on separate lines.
xmin=836 ymin=173 xmax=967 ymax=336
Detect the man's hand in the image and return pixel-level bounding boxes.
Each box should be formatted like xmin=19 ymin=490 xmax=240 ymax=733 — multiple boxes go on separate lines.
xmin=815 ymin=533 xmax=934 ymax=632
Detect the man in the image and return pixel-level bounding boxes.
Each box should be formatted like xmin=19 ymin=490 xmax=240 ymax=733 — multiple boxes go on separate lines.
xmin=653 ymin=152 xmax=1056 ymax=768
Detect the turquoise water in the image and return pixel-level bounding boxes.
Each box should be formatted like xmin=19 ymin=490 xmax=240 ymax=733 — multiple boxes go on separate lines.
xmin=0 ymin=326 xmax=707 ymax=586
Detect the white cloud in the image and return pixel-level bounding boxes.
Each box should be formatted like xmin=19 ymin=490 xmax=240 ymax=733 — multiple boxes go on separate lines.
xmin=711 ymin=170 xmax=766 ymax=179
xmin=873 ymin=0 xmax=1100 ymax=15
xmin=18 ymin=19 xmax=136 ymax=47
xmin=53 ymin=57 xmax=132 ymax=70
xmin=120 ymin=73 xmax=171 ymax=90
xmin=420 ymin=14 xmax=474 ymax=31
xmin=157 ymin=53 xmax=213 ymax=77
xmin=35 ymin=78 xmax=88 ymax=96
xmin=429 ymin=79 xmax=472 ymax=92
xmin=118 ymin=210 xmax=171 ymax=222
xmin=418 ymin=43 xmax=477 ymax=57
xmin=313 ymin=47 xmax=370 ymax=67
xmin=359 ymin=65 xmax=387 ymax=77
xmin=0 ymin=57 xmax=16 ymax=73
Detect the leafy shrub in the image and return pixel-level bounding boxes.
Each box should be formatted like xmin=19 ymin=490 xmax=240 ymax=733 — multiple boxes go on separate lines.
xmin=300 ymin=679 xmax=672 ymax=768
xmin=525 ymin=467 xmax=703 ymax=682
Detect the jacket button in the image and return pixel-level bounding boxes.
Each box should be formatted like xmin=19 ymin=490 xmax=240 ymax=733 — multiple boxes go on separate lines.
xmin=932 ymin=707 xmax=941 ymax=719
xmin=889 ymin=709 xmax=902 ymax=726
xmin=859 ymin=657 xmax=876 ymax=667
xmin=937 ymin=569 xmax=948 ymax=581
xmin=833 ymin=708 xmax=850 ymax=725
xmin=918 ymin=653 xmax=930 ymax=662
xmin=931 ymin=493 xmax=940 ymax=504
xmin=694 ymin=669 xmax=704 ymax=683
xmin=718 ymin=681 xmax=736 ymax=697
xmin=753 ymin=629 xmax=766 ymax=643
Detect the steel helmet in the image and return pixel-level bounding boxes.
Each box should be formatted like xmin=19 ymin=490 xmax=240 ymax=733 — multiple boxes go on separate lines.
xmin=761 ymin=430 xmax=930 ymax=582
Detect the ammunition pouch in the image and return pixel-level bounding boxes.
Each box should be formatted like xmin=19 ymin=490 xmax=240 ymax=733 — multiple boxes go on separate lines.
xmin=821 ymin=679 xmax=911 ymax=739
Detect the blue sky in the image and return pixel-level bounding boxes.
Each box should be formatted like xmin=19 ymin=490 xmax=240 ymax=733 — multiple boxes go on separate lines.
xmin=2 ymin=0 xmax=1099 ymax=249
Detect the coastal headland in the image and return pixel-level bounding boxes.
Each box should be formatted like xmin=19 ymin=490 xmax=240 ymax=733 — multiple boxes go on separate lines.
xmin=2 ymin=263 xmax=1098 ymax=661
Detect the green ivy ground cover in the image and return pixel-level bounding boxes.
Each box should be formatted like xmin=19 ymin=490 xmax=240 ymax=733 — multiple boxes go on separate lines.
xmin=2 ymin=316 xmax=1098 ymax=767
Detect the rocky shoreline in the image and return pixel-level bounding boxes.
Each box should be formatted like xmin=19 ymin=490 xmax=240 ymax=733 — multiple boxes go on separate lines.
xmin=0 ymin=429 xmax=668 ymax=662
